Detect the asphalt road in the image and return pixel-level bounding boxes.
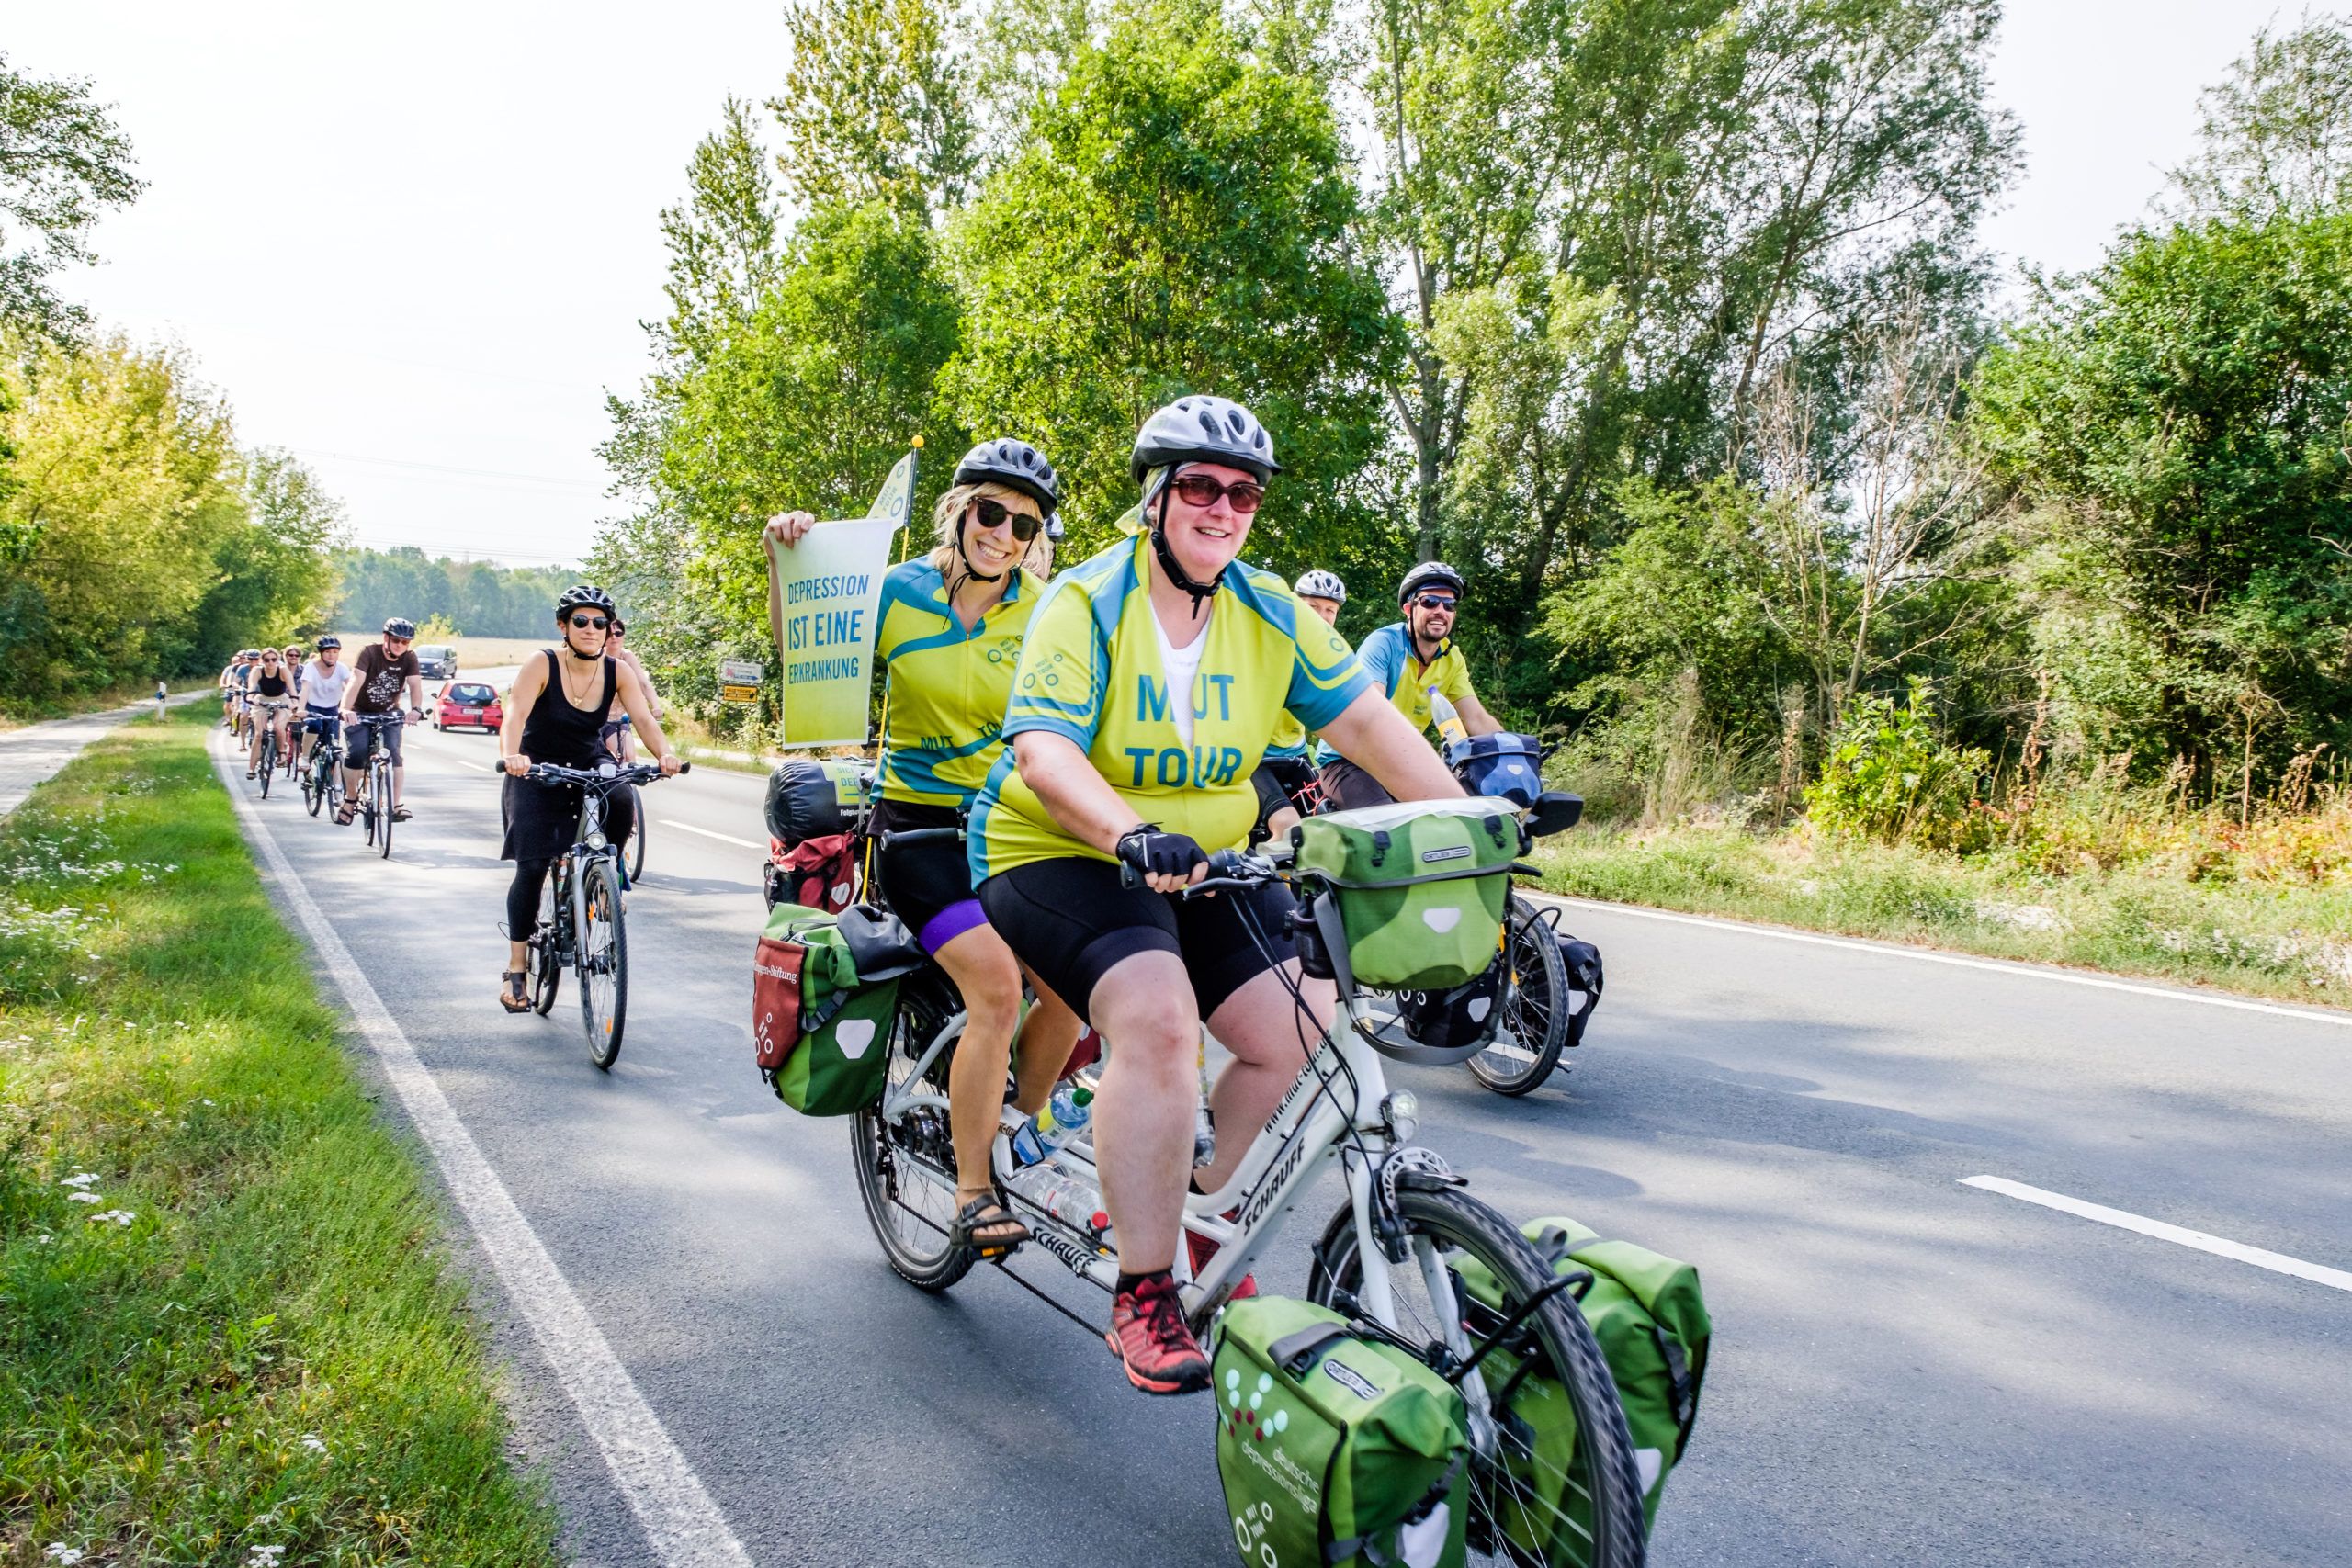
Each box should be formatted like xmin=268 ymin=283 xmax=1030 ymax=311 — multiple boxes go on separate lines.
xmin=220 ymin=705 xmax=2352 ymax=1568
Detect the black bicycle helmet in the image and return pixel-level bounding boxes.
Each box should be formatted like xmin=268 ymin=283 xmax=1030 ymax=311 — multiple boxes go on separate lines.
xmin=1397 ymin=561 xmax=1465 ymax=604
xmin=555 ymin=584 xmax=616 ymax=618
xmin=316 ymin=635 xmax=342 ymax=650
xmin=382 ymin=617 xmax=418 ymax=638
xmin=951 ymin=437 xmax=1060 ymax=518
xmin=1129 ymin=394 xmax=1281 ymax=486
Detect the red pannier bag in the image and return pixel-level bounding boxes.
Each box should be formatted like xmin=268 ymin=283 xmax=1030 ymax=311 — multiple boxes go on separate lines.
xmin=775 ymin=832 xmax=857 ymax=914
xmin=751 ymin=935 xmax=806 ymax=1072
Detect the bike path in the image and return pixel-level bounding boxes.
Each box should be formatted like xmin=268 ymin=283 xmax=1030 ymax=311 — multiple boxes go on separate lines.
xmin=228 ymin=723 xmax=2352 ymax=1568
xmin=0 ymin=694 xmax=202 ymax=818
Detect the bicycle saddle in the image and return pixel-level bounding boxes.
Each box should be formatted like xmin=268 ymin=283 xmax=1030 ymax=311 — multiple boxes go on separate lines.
xmin=836 ymin=903 xmax=927 ymax=982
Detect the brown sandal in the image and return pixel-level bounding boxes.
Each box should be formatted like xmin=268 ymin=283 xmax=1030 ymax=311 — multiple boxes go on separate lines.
xmin=499 ymin=971 xmax=531 ymax=1013
xmin=951 ymin=1193 xmax=1029 ymax=1260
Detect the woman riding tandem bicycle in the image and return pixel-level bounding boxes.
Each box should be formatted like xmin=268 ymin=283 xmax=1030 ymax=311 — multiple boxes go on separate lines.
xmin=497 ymin=585 xmax=682 ymax=1014
xmin=969 ymin=396 xmax=1466 ymax=1395
xmin=765 ymin=439 xmax=1083 ymax=1258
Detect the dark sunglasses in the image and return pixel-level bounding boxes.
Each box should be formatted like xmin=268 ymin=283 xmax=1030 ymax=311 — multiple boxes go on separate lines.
xmin=260 ymin=655 xmax=280 ymax=663
xmin=972 ymin=498 xmax=1043 ymax=542
xmin=1409 ymin=592 xmax=1457 ymax=611
xmin=567 ymin=614 xmax=611 ymax=630
xmin=1169 ymin=473 xmax=1265 ymax=514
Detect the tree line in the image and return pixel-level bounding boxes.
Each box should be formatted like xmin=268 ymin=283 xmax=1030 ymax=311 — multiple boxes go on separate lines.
xmin=596 ymin=4 xmax=2347 ymax=818
xmin=331 ymin=548 xmax=580 ymax=639
xmin=0 ymin=51 xmax=344 ymax=712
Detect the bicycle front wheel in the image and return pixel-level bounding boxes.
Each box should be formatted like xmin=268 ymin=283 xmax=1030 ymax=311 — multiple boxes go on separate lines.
xmin=1468 ymin=895 xmax=1572 ymax=1096
xmin=257 ymin=733 xmax=277 ymax=797
xmin=529 ymin=874 xmax=562 ymax=1015
xmin=849 ymin=972 xmax=973 ymax=1291
xmin=626 ymin=784 xmax=647 ymax=883
xmin=577 ymin=858 xmax=627 ymax=1069
xmin=376 ymin=765 xmax=394 ymax=858
xmin=1309 ymin=1181 xmax=1648 ymax=1568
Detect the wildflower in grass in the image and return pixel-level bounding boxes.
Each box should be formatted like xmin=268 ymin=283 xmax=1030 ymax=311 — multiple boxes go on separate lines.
xmin=44 ymin=1547 xmax=85 ymax=1565
xmin=67 ymin=1191 xmax=102 ymax=1203
xmin=300 ymin=1432 xmax=327 ymax=1454
xmin=90 ymin=1209 xmax=135 ymax=1226
xmin=246 ymin=1546 xmax=287 ymax=1567
xmin=60 ymin=1172 xmax=100 ymax=1187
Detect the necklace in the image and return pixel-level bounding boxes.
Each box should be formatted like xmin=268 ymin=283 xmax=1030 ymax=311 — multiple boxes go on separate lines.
xmin=556 ymin=651 xmax=601 ymax=707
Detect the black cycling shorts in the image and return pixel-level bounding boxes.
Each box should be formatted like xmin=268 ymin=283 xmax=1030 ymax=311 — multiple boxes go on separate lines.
xmin=869 ymin=797 xmax=985 ymax=953
xmin=1316 ymin=756 xmax=1395 ymax=813
xmin=1250 ymin=755 xmax=1318 ymax=840
xmin=978 ymin=856 xmax=1301 ymax=1025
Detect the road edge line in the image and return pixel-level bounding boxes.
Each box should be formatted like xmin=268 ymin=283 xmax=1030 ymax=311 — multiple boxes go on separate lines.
xmin=1527 ymin=891 xmax=2352 ymax=1031
xmin=208 ymin=730 xmax=755 ymax=1568
xmin=1960 ymin=1176 xmax=2352 ymax=1293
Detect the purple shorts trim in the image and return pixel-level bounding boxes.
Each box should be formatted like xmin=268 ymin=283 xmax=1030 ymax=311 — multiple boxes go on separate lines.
xmin=918 ymin=899 xmax=989 ymax=954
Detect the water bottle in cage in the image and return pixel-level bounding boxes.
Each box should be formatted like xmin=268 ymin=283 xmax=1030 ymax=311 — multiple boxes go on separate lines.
xmin=1193 ymin=1030 xmax=1216 ymax=1168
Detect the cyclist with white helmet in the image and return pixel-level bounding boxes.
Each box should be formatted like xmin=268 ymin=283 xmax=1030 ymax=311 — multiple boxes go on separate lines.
xmin=764 ymin=438 xmax=1083 ymax=1259
xmin=1250 ymin=568 xmax=1349 ymax=840
xmin=970 ymin=396 xmax=1462 ymax=1395
xmin=336 ymin=618 xmax=429 ymax=825
xmin=1314 ymin=559 xmax=1501 ymax=809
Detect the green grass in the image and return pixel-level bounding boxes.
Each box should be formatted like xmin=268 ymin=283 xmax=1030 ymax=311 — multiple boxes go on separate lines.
xmin=0 ymin=710 xmax=559 ymax=1566
xmin=1533 ymin=822 xmax=2352 ymax=1008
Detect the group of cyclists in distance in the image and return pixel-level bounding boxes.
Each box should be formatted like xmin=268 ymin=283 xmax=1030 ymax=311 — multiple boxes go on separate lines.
xmin=217 ymin=623 xmax=426 ymax=821
xmin=221 ymin=394 xmax=1507 ymax=1402
xmin=761 ymin=395 xmax=1505 ymax=1396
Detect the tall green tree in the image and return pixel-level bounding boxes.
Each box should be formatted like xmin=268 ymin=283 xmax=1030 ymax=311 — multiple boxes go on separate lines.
xmin=1972 ymin=210 xmax=2352 ymax=789
xmin=940 ymin=0 xmax=1398 ymax=581
xmin=769 ymin=0 xmax=976 ymax=213
xmin=0 ymin=52 xmax=144 ymax=343
xmin=2166 ymin=12 xmax=2352 ymax=221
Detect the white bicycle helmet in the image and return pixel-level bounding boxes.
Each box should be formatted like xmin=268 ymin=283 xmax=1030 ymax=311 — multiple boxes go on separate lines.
xmin=1294 ymin=570 xmax=1347 ymax=604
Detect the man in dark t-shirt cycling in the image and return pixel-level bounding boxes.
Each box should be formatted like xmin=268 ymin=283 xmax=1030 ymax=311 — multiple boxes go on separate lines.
xmin=336 ymin=617 xmax=427 ymax=825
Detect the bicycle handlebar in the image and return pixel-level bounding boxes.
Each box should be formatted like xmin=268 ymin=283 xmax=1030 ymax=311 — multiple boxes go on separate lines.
xmin=876 ymin=825 xmax=960 ymax=848
xmin=1118 ymin=846 xmax=1283 ymax=897
xmin=521 ymin=760 xmax=689 ymax=788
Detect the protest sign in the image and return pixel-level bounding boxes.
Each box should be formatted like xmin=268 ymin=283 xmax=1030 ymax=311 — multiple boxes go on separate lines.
xmin=767 ymin=448 xmax=915 ymax=746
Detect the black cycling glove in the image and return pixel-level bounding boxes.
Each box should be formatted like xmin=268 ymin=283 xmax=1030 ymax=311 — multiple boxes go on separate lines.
xmin=1116 ymin=823 xmax=1207 ymax=883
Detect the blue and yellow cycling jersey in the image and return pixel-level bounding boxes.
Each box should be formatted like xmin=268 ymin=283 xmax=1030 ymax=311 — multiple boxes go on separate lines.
xmin=1266 ymin=709 xmax=1309 ymax=761
xmin=1313 ymin=621 xmax=1475 ymax=765
xmin=969 ymin=532 xmax=1371 ymax=881
xmin=873 ymin=558 xmax=1043 ymax=807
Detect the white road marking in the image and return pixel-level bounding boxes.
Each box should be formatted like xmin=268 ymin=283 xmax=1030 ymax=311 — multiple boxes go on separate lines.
xmin=1961 ymin=1176 xmax=2352 ymax=1293
xmin=209 ymin=735 xmax=754 ymax=1568
xmin=1529 ymin=891 xmax=2352 ymax=1031
xmin=662 ymin=819 xmax=764 ymax=851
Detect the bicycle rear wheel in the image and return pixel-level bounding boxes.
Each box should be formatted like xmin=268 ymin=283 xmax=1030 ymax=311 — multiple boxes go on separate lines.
xmin=256 ymin=732 xmax=276 ymax=798
xmin=577 ymin=858 xmax=627 ymax=1069
xmin=1309 ymin=1181 xmax=1648 ymax=1568
xmin=1468 ymin=895 xmax=1572 ymax=1096
xmin=850 ymin=968 xmax=974 ymax=1291
xmin=529 ymin=875 xmax=562 ymax=1014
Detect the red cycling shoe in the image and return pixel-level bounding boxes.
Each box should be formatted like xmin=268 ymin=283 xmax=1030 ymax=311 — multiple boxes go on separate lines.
xmin=1104 ymin=1272 xmax=1211 ymax=1395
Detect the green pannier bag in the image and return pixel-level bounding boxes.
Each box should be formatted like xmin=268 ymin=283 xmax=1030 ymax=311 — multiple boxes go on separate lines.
xmin=1453 ymin=1218 xmax=1711 ymax=1552
xmin=1290 ymin=801 xmax=1527 ymax=991
xmin=752 ymin=903 xmax=908 ymax=1115
xmin=1210 ymin=1296 xmax=1469 ymax=1568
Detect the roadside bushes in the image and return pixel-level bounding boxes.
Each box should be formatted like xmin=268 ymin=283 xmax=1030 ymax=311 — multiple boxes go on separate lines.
xmin=1804 ymin=681 xmax=1991 ymax=852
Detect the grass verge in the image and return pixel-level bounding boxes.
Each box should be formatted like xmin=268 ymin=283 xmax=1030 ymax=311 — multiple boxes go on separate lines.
xmin=1532 ymin=822 xmax=2352 ymax=1008
xmin=0 ymin=709 xmax=558 ymax=1565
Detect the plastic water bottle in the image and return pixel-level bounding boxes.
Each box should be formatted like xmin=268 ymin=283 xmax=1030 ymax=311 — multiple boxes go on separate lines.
xmin=1193 ymin=1032 xmax=1216 ymax=1167
xmin=1429 ymin=687 xmax=1469 ymax=750
xmin=1009 ymin=1082 xmax=1093 ymax=1167
xmin=1015 ymin=1166 xmax=1111 ymax=1240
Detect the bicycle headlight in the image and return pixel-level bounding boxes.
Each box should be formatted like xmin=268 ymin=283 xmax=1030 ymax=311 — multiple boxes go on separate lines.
xmin=585 ymin=830 xmax=607 ymax=851
xmin=1380 ymin=1090 xmax=1419 ymax=1143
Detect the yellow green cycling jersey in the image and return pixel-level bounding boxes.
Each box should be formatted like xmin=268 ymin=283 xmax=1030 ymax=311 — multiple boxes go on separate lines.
xmin=1313 ymin=621 xmax=1474 ymax=765
xmin=1267 ymin=709 xmax=1309 ymax=760
xmin=873 ymin=558 xmax=1043 ymax=807
xmin=969 ymin=531 xmax=1371 ymax=881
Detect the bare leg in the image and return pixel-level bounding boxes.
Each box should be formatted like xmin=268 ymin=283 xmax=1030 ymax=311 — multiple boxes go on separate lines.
xmin=932 ymin=925 xmax=1026 ymax=1213
xmin=1193 ymin=963 xmax=1333 ymax=1196
xmin=1009 ymin=965 xmax=1083 ymax=1115
xmin=1087 ymin=951 xmax=1204 ymax=1275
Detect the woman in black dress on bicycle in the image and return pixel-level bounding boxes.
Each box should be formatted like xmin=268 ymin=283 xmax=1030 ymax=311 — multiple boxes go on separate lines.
xmin=496 ymin=584 xmax=681 ymax=1013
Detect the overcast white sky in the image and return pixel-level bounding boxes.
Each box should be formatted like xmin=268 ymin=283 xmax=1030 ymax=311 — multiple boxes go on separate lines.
xmin=8 ymin=1 xmax=2301 ymax=568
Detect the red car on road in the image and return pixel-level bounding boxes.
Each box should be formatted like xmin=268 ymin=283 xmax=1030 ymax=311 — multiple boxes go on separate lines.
xmin=434 ymin=681 xmax=504 ymax=732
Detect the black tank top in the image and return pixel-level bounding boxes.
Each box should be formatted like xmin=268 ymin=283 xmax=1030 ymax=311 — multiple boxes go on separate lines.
xmin=254 ymin=671 xmax=290 ymax=698
xmin=521 ymin=651 xmax=616 ymax=768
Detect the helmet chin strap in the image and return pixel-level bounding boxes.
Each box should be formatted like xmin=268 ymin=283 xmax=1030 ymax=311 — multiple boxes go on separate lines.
xmin=954 ymin=510 xmax=1006 ymax=586
xmin=1147 ymin=486 xmax=1225 ymax=619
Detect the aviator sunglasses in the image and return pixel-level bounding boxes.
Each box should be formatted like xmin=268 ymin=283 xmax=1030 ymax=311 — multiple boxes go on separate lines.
xmin=973 ymin=498 xmax=1044 ymax=542
xmin=567 ymin=613 xmax=611 ymax=630
xmin=1168 ymin=473 xmax=1265 ymax=513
